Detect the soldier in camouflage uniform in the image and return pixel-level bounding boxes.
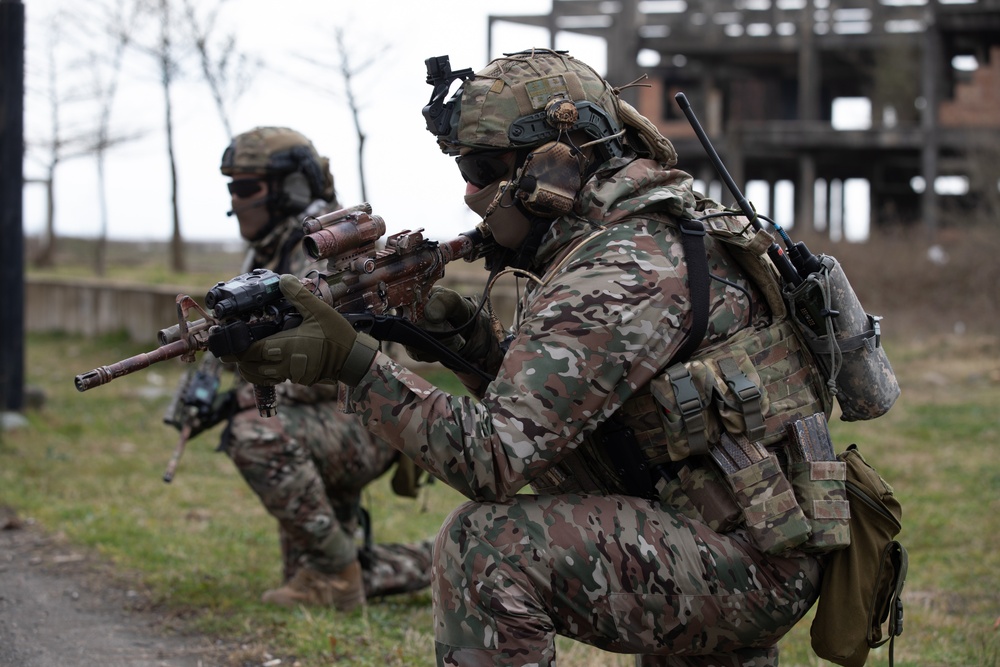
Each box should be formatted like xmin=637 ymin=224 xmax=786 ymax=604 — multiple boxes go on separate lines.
xmin=224 ymin=54 xmax=828 ymax=665
xmin=212 ymin=126 xmax=433 ymax=610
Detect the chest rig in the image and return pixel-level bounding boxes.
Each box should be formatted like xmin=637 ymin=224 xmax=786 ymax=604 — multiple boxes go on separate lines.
xmin=596 ymin=210 xmax=853 ymax=556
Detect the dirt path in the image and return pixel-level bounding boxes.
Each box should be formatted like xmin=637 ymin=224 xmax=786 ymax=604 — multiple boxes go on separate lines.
xmin=0 ymin=512 xmax=232 ymax=667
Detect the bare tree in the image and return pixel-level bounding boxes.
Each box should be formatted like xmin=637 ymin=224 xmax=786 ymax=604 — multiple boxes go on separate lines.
xmin=288 ymin=26 xmax=388 ymax=203
xmin=126 ymin=0 xmax=256 ymax=272
xmin=124 ymin=0 xmax=190 ymax=272
xmin=157 ymin=0 xmax=184 ymax=272
xmin=180 ymin=0 xmax=258 ymax=138
xmin=24 ymin=12 xmax=97 ymax=268
xmin=80 ymin=0 xmax=145 ymax=276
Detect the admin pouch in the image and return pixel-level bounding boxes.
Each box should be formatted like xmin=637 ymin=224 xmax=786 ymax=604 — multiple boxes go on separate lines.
xmin=811 ymin=444 xmax=907 ymax=667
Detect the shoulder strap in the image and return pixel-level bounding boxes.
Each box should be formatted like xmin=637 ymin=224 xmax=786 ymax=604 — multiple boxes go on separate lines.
xmin=597 ymin=216 xmax=710 ymax=498
xmin=673 ymin=217 xmax=711 ymax=364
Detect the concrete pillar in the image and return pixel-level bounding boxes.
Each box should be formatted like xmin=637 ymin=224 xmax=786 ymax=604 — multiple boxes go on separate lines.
xmin=921 ymin=12 xmax=941 ymax=238
xmin=797 ymin=155 xmax=816 ymax=232
xmin=607 ymin=0 xmax=642 ymax=106
xmin=798 ymin=0 xmax=820 ymax=122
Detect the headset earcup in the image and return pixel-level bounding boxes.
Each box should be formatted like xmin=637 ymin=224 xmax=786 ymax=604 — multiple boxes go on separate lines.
xmin=515 ymin=142 xmax=582 ymax=217
xmin=281 ymin=171 xmax=313 ymax=212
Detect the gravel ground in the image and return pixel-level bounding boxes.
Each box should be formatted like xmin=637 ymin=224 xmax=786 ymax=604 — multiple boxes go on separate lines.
xmin=0 ymin=510 xmax=232 ymax=667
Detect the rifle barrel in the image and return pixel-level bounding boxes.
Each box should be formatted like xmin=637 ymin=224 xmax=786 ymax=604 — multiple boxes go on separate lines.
xmin=74 ymin=338 xmax=193 ymax=392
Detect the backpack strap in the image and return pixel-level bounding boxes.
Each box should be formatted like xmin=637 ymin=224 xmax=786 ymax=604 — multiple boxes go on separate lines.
xmin=673 ymin=217 xmax=711 ymax=364
xmin=874 ymin=540 xmax=908 ymax=667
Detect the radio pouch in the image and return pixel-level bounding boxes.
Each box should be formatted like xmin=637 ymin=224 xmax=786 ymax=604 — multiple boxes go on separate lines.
xmin=811 ymin=444 xmax=907 ymax=667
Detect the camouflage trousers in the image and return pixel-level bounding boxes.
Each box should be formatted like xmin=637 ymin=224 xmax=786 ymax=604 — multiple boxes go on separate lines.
xmin=225 ymin=401 xmax=433 ymax=597
xmin=432 ymin=494 xmax=822 ymax=667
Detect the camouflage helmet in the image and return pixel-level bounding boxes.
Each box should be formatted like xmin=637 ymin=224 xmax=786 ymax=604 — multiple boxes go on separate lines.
xmin=220 ymin=126 xmax=335 ymax=202
xmin=424 ymin=49 xmax=624 ymax=160
xmin=423 ymin=49 xmax=678 ymax=167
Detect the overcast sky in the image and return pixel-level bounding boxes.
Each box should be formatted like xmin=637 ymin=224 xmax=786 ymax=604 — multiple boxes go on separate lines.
xmin=22 ymin=0 xmax=611 ymax=243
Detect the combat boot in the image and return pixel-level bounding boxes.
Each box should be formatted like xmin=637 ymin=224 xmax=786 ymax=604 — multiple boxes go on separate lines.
xmin=261 ymin=560 xmax=365 ymax=611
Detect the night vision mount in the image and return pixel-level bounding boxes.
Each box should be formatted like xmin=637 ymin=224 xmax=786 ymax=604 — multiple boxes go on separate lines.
xmin=422 ymin=55 xmax=475 ymax=138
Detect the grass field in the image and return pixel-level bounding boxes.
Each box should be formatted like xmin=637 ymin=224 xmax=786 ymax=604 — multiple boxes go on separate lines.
xmin=3 ymin=326 xmax=999 ymax=665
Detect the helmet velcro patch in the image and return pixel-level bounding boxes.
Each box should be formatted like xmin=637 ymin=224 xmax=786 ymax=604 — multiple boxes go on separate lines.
xmin=525 ymin=76 xmax=571 ymax=109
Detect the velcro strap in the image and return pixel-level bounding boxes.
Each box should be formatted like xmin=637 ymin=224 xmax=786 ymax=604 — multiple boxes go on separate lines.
xmin=804 ymin=315 xmax=879 ymax=356
xmin=869 ymin=541 xmax=908 ymax=647
xmin=340 ymin=332 xmax=379 ymax=386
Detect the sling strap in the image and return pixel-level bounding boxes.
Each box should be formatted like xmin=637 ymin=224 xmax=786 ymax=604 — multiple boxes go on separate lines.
xmin=599 ymin=216 xmax=712 ymax=498
xmin=674 ymin=217 xmax=711 ymax=364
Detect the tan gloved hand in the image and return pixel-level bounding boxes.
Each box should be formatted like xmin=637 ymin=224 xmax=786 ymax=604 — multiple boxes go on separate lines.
xmin=227 ymin=274 xmax=379 ymax=387
xmin=406 ymin=286 xmax=499 ymax=368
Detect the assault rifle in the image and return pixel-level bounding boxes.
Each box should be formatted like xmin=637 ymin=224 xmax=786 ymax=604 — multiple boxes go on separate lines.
xmin=75 ymin=203 xmax=496 ymax=418
xmin=160 ymin=352 xmax=232 ymax=482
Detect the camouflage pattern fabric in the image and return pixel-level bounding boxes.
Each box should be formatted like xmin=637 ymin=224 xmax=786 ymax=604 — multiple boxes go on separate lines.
xmin=444 ymin=50 xmax=621 ymax=155
xmin=432 ymin=495 xmax=820 ymax=666
xmin=346 ymin=158 xmax=823 ymax=664
xmin=223 ymin=213 xmax=433 ymax=596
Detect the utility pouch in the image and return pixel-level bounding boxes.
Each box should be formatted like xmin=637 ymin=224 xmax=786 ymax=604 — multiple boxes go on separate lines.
xmin=811 ymin=444 xmax=907 ymax=667
xmin=655 ymin=459 xmax=742 ymax=532
xmin=711 ymin=432 xmax=811 ymax=554
xmin=646 ymin=319 xmax=830 ymax=466
xmin=786 ymin=413 xmax=851 ymax=553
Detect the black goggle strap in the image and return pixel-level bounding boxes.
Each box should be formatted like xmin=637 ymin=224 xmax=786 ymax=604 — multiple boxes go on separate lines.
xmin=455 ymin=152 xmax=511 ymax=188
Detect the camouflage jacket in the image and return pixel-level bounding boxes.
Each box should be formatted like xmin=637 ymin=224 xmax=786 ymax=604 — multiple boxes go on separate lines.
xmin=349 ymin=158 xmax=772 ymax=502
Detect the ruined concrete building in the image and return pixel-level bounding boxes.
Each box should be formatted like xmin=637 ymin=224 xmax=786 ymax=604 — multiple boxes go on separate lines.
xmin=490 ymin=0 xmax=1000 ymax=238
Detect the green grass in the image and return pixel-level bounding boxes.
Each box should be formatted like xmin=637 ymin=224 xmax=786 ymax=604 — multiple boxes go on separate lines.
xmin=3 ymin=332 xmax=999 ymax=666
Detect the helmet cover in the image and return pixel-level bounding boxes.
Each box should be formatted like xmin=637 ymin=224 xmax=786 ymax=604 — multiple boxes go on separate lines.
xmin=220 ymin=126 xmax=335 ymax=201
xmin=438 ymin=49 xmax=623 ymax=156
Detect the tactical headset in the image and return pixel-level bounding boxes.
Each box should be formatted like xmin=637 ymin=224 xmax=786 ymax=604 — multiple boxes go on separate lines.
xmin=510 ymin=97 xmax=610 ymax=218
xmin=423 ymin=53 xmax=625 ymax=219
xmin=268 ymin=145 xmax=327 ymax=213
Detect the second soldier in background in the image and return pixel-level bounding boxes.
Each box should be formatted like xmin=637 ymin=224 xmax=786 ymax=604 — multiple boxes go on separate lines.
xmin=170 ymin=126 xmax=434 ymax=610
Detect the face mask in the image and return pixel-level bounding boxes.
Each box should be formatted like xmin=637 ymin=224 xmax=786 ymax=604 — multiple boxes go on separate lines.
xmin=235 ymin=200 xmax=273 ymax=242
xmin=464 ymin=181 xmax=534 ymax=250
xmin=228 ymin=177 xmax=274 ymax=241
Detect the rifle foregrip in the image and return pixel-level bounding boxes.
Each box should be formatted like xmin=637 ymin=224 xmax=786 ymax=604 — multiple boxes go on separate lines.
xmin=254 ymin=384 xmax=278 ymax=418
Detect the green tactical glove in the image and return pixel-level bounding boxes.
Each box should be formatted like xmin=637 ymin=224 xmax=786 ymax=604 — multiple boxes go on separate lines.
xmin=406 ymin=286 xmax=499 ymax=367
xmin=228 ymin=274 xmax=379 ymax=387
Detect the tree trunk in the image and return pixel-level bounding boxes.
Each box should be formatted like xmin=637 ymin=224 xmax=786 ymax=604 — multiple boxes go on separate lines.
xmin=166 ymin=88 xmax=184 ymax=273
xmin=34 ymin=172 xmax=56 ymax=268
xmin=159 ymin=0 xmax=184 ymax=274
xmin=94 ymin=151 xmax=109 ymax=276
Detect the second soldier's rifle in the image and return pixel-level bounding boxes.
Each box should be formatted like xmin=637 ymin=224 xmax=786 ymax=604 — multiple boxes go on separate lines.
xmin=160 ymin=352 xmax=232 ymax=482
xmin=75 ymin=203 xmax=496 ymax=419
